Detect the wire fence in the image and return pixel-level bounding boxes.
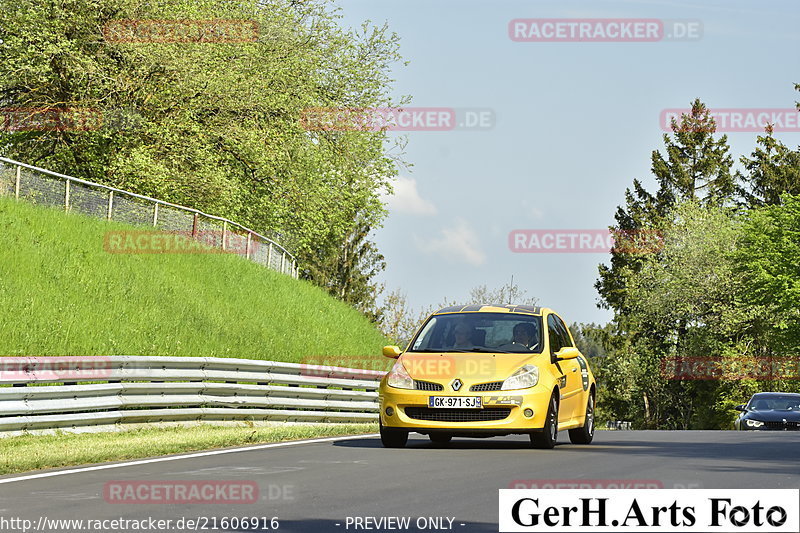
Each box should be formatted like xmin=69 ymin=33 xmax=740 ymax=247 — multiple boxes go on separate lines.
xmin=0 ymin=157 xmax=298 ymax=277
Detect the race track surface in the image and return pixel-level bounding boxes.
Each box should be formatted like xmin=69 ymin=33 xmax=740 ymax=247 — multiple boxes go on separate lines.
xmin=2 ymin=431 xmax=799 ymax=532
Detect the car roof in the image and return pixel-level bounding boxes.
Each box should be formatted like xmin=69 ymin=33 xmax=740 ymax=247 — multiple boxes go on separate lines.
xmin=432 ymin=304 xmax=548 ymax=316
xmin=752 ymin=392 xmax=800 ymax=397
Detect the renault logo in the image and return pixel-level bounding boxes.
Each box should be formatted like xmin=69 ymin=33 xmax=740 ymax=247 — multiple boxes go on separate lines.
xmin=451 ymin=379 xmax=463 ymax=391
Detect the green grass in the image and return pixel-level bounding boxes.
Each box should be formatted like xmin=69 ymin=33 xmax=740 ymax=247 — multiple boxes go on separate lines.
xmin=0 ymin=197 xmax=389 ymax=363
xmin=0 ymin=423 xmax=378 ymax=475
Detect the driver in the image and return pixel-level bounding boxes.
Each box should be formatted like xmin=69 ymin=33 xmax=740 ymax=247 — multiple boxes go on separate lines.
xmin=497 ymin=322 xmax=539 ymax=351
xmin=512 ymin=322 xmax=538 ymax=348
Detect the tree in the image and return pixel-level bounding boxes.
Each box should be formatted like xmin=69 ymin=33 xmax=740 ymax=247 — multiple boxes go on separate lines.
xmin=595 ymin=99 xmax=738 ymax=429
xmin=622 ymin=200 xmax=745 ymax=428
xmin=377 ymin=289 xmax=419 ymax=348
xmin=466 ymin=282 xmax=539 ymax=307
xmin=736 ymin=195 xmax=800 ymax=353
xmin=597 ymin=99 xmax=735 ymax=314
xmin=0 ymin=0 xmax=406 ymax=312
xmin=737 ymin=125 xmax=800 ymax=207
xmin=570 ymin=323 xmax=607 ymax=358
xmin=305 ymin=216 xmax=386 ymax=320
xmin=653 ymin=98 xmax=735 ymax=206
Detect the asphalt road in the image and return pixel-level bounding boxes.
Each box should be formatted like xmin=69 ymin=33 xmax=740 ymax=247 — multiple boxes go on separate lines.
xmin=1 ymin=431 xmax=799 ymax=533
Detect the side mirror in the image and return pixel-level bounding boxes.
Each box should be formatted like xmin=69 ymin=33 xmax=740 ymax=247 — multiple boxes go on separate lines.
xmin=382 ymin=345 xmax=402 ymax=359
xmin=556 ymin=347 xmax=580 ymax=360
xmin=734 ymin=404 xmax=747 ymax=412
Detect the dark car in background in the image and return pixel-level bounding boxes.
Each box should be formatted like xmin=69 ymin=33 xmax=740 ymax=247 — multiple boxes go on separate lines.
xmin=735 ymin=392 xmax=800 ymax=430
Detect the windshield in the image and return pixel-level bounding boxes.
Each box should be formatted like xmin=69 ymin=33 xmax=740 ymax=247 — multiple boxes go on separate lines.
xmin=748 ymin=395 xmax=800 ymax=411
xmin=408 ymin=312 xmax=543 ymax=354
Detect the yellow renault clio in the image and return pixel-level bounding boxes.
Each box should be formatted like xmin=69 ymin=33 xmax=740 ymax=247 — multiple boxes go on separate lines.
xmin=378 ymin=304 xmax=595 ymax=449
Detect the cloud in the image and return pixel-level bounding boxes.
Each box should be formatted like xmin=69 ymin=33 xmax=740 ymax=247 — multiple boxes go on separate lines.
xmin=383 ymin=176 xmax=437 ymax=216
xmin=416 ymin=218 xmax=486 ymax=266
xmin=520 ymin=199 xmax=545 ymax=221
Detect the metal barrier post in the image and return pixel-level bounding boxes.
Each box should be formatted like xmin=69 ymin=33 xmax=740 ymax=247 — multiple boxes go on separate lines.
xmin=222 ymin=221 xmax=227 ymax=251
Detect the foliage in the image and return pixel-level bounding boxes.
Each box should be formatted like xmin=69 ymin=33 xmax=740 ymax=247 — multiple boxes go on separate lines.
xmin=736 ymin=195 xmax=800 ymax=352
xmin=595 ymin=94 xmax=800 ymax=429
xmin=0 ymin=0 xmax=406 ymax=312
xmin=737 ymin=126 xmax=800 ymax=207
xmin=570 ymin=323 xmax=607 ymax=358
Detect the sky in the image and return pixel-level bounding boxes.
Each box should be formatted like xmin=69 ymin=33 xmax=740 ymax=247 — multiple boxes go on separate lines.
xmin=331 ymin=0 xmax=800 ymax=325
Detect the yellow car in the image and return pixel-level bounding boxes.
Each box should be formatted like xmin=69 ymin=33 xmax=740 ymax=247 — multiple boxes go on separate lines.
xmin=378 ymin=304 xmax=596 ymax=449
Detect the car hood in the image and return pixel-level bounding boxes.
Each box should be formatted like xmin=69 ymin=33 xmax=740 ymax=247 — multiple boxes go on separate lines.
xmin=399 ymin=351 xmax=545 ymax=384
xmin=744 ymin=410 xmax=800 ymax=422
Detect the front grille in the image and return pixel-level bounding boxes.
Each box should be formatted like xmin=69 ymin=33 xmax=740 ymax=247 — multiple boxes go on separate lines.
xmin=470 ymin=381 xmax=503 ymax=392
xmin=414 ymin=380 xmax=444 ymax=391
xmin=764 ymin=420 xmax=800 ymax=430
xmin=404 ymin=407 xmax=511 ymax=422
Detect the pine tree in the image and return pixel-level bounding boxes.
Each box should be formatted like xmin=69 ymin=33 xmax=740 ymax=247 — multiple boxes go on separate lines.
xmin=595 ymin=99 xmax=737 ymax=428
xmin=597 ymin=99 xmax=735 ymax=313
xmin=652 ymin=99 xmax=735 ymax=205
xmin=737 ymin=125 xmax=800 ymax=207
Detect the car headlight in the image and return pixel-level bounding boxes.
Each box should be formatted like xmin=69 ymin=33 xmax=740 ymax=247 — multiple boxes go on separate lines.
xmin=386 ymin=359 xmax=414 ymax=389
xmin=745 ymin=419 xmax=764 ymax=428
xmin=501 ymin=364 xmax=539 ymax=390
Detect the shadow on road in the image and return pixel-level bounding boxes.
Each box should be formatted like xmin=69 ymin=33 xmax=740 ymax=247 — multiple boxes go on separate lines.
xmin=334 ymin=433 xmax=569 ymax=450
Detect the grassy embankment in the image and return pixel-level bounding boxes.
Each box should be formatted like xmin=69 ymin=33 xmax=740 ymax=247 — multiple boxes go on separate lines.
xmin=0 ymin=197 xmax=388 ymax=473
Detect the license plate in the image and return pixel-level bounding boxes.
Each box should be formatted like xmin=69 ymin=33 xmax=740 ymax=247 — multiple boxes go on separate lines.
xmin=428 ymin=396 xmax=482 ymax=409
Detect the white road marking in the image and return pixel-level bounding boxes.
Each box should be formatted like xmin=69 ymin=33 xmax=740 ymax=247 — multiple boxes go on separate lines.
xmin=0 ymin=433 xmax=379 ymax=485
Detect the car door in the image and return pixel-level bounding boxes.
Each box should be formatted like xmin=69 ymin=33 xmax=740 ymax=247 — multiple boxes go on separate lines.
xmin=547 ymin=314 xmax=583 ymax=422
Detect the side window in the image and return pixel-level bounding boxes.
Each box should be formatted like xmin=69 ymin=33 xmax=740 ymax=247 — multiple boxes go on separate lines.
xmin=547 ymin=315 xmax=562 ymax=353
xmin=411 ymin=317 xmax=437 ymax=351
xmin=554 ymin=316 xmax=573 ymax=348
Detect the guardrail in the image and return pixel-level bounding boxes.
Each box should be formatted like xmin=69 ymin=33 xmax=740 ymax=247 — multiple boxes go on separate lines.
xmin=0 ymin=157 xmax=298 ymax=278
xmin=0 ymin=356 xmax=384 ymax=435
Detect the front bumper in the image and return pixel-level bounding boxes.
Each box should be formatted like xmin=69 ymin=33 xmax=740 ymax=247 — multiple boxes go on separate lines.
xmin=379 ymin=384 xmax=553 ymax=435
xmin=739 ymin=420 xmax=800 ymax=431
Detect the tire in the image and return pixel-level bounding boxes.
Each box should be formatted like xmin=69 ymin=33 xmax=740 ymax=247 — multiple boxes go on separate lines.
xmin=379 ymin=421 xmax=408 ymax=448
xmin=429 ymin=433 xmax=452 ymax=446
xmin=530 ymin=392 xmax=558 ymax=449
xmin=569 ymin=393 xmax=595 ymax=444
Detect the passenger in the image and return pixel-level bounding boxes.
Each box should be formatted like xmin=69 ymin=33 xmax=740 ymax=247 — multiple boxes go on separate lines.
xmin=451 ymin=322 xmax=477 ymax=349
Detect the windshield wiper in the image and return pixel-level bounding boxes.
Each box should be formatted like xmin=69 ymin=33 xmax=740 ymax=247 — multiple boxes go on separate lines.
xmin=446 ymin=348 xmax=516 ymax=353
xmin=447 ymin=348 xmax=490 ymax=353
xmin=409 ymin=348 xmax=539 ymax=354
